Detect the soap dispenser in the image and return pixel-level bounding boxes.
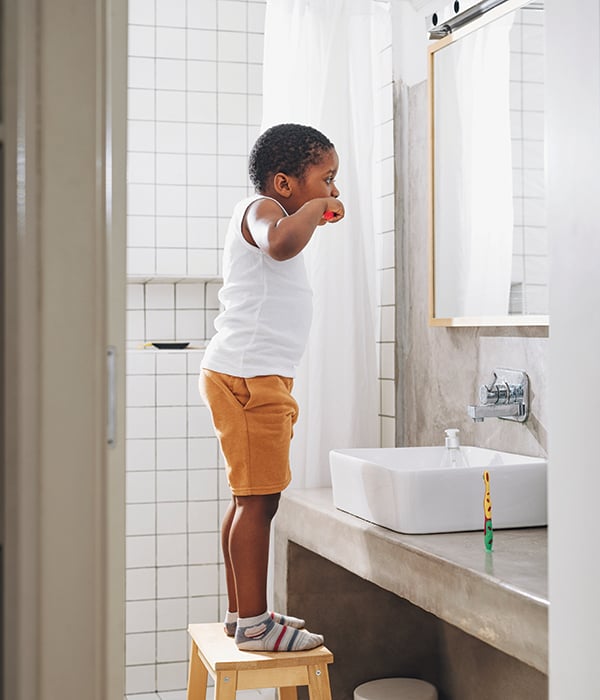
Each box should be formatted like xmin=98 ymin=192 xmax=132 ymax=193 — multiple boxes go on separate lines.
xmin=441 ymin=428 xmax=469 ymax=468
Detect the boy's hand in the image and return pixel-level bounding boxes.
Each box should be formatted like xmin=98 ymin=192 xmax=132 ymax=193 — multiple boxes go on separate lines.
xmin=319 ymin=198 xmax=345 ymax=225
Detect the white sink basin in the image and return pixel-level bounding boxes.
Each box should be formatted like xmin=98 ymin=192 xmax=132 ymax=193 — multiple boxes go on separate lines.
xmin=329 ymin=446 xmax=547 ymax=534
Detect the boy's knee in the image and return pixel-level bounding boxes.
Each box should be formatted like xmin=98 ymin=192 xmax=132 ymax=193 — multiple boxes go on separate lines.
xmin=263 ymin=492 xmax=281 ymax=519
xmin=235 ymin=492 xmax=281 ymax=520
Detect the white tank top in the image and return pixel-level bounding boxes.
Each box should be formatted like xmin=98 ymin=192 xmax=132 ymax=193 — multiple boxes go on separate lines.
xmin=202 ymin=195 xmax=313 ymax=378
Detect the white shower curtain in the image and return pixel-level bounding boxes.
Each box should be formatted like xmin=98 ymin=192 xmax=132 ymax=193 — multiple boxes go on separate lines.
xmin=261 ymin=0 xmax=385 ymax=487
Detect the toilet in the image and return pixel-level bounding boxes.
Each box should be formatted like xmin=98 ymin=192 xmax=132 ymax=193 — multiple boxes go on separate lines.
xmin=354 ymin=678 xmax=438 ymax=700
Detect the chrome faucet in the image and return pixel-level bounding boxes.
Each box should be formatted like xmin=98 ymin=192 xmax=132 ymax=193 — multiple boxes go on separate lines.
xmin=467 ymin=368 xmax=529 ymax=423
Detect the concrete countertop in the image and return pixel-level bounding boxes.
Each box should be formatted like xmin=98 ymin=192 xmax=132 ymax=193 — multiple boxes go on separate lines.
xmin=275 ymin=488 xmax=548 ymax=674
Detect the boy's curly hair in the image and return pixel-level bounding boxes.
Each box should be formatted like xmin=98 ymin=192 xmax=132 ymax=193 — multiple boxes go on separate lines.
xmin=248 ymin=123 xmax=335 ymax=192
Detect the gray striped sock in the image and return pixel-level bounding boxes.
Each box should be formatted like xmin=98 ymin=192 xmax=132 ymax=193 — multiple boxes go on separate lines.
xmin=224 ymin=610 xmax=306 ymax=637
xmin=235 ymin=611 xmax=323 ymax=652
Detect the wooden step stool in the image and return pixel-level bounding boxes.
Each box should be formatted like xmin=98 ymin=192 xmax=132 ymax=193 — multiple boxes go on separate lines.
xmin=187 ymin=622 xmax=334 ymax=700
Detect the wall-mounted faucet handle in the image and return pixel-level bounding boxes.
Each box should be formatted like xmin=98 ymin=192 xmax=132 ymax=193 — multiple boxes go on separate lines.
xmin=479 ymin=380 xmax=523 ymax=405
xmin=483 ymin=371 xmax=498 ymax=392
xmin=468 ymin=368 xmax=529 ymax=423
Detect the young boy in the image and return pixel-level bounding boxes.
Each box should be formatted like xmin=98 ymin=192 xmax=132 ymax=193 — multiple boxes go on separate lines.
xmin=199 ymin=123 xmax=344 ymax=652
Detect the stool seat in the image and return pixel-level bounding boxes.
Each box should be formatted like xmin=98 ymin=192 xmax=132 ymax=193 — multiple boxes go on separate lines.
xmin=187 ymin=622 xmax=334 ymax=700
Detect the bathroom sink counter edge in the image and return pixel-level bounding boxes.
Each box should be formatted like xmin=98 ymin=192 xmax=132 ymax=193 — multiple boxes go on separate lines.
xmin=274 ymin=487 xmax=548 ymax=674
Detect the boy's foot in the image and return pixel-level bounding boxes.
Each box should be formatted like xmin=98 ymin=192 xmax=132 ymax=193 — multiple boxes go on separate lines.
xmin=224 ymin=610 xmax=305 ymax=637
xmin=235 ymin=611 xmax=323 ymax=651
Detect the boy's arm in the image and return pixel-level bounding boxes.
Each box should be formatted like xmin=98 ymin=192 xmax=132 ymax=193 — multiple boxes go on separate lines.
xmin=244 ymin=197 xmax=345 ymax=261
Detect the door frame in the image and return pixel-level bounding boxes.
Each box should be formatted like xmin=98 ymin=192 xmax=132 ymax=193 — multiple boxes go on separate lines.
xmin=2 ymin=1 xmax=127 ymax=698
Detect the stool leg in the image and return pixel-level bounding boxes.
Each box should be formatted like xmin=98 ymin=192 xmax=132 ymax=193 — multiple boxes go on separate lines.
xmin=278 ymin=686 xmax=298 ymax=700
xmin=306 ymin=663 xmax=332 ymax=700
xmin=215 ymin=670 xmax=238 ymax=700
xmin=187 ymin=640 xmax=208 ymax=700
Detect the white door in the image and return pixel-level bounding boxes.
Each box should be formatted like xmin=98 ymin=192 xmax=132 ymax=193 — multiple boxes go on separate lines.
xmin=2 ymin=1 xmax=127 ymax=698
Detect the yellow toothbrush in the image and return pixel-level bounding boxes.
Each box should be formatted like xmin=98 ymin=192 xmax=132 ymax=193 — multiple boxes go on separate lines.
xmin=483 ymin=470 xmax=493 ymax=552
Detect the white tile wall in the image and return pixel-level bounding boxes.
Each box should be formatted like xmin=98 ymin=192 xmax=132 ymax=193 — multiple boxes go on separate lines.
xmin=127 ymin=1 xmax=264 ymax=282
xmin=126 ymin=281 xmax=221 ymax=347
xmin=125 ymin=350 xmax=227 ymax=695
xmin=126 ymin=4 xmax=265 ymax=693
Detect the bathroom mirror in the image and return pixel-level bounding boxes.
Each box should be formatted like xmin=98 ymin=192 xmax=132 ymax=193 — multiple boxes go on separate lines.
xmin=428 ymin=0 xmax=548 ymax=326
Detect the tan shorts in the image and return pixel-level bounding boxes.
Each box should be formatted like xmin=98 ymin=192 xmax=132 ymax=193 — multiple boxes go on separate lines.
xmin=198 ymin=369 xmax=298 ymax=496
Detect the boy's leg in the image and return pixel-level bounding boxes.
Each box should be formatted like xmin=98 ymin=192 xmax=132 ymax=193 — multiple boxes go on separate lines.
xmin=229 ymin=493 xmax=280 ymax=618
xmin=200 ymin=371 xmax=320 ymax=649
xmin=222 ymin=495 xmax=306 ymax=637
xmin=221 ymin=497 xmax=238 ymax=614
xmin=230 ymin=493 xmax=323 ymax=651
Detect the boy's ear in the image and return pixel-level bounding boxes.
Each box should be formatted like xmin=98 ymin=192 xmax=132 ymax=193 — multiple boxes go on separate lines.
xmin=273 ymin=172 xmax=293 ymax=198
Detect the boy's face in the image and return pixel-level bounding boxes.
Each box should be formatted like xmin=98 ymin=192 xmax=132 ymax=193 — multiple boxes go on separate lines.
xmin=286 ymin=148 xmax=340 ymax=213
